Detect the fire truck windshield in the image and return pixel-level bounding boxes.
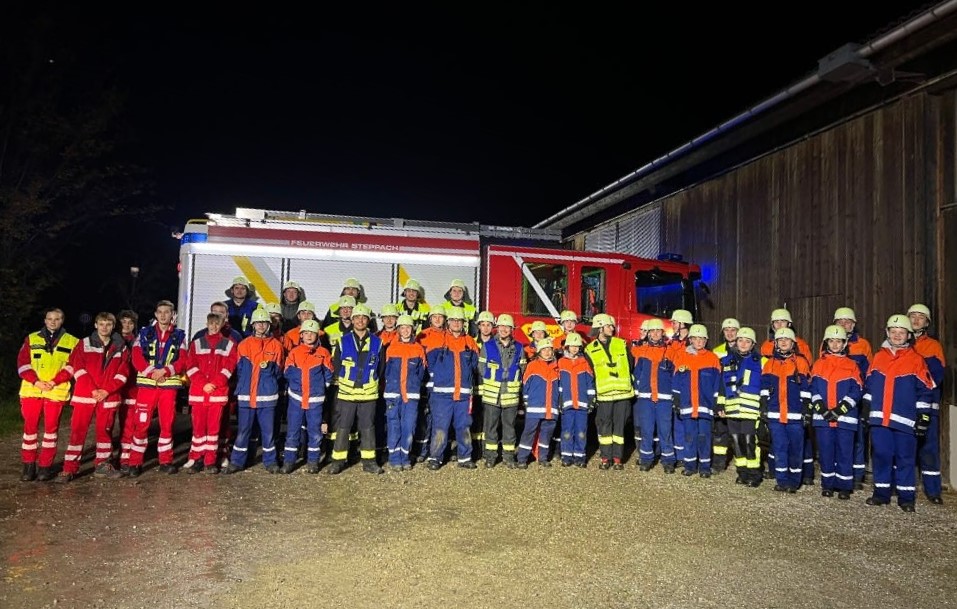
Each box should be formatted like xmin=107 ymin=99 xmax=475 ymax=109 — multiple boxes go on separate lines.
xmin=635 ymin=269 xmax=690 ymax=319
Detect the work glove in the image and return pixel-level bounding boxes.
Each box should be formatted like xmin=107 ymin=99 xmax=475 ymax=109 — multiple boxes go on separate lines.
xmin=587 ymin=398 xmax=597 ymax=413
xmin=811 ymin=400 xmax=825 ymax=415
xmin=672 ymin=394 xmax=681 ymax=416
xmin=915 ymin=413 xmax=932 ymax=437
xmin=823 ymin=408 xmax=839 ymax=424
xmin=759 ymin=395 xmax=769 ymax=422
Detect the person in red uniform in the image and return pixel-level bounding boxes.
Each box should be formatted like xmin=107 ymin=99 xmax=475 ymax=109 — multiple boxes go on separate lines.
xmin=182 ymin=313 xmax=239 ymax=474
xmin=128 ymin=300 xmax=188 ymax=476
xmin=17 ymin=307 xmax=79 ymax=482
xmin=115 ymin=310 xmax=140 ymax=469
xmin=56 ymin=312 xmax=129 ymax=482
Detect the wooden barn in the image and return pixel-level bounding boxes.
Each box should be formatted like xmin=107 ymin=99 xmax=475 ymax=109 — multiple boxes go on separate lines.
xmin=535 ymin=1 xmax=957 ymax=486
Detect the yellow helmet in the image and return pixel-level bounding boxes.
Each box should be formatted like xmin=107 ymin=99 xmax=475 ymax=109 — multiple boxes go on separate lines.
xmin=907 ymin=303 xmax=931 ymax=321
xmin=774 ymin=327 xmax=796 ymax=341
xmin=446 ymin=307 xmax=466 ymax=321
xmin=559 ymin=310 xmax=578 ymax=323
xmin=671 ymin=309 xmax=693 ymax=325
xmin=430 ymin=304 xmax=447 ymax=318
xmin=886 ymin=314 xmax=913 ymax=332
xmin=640 ymin=319 xmax=650 ymax=331
xmin=282 ymin=280 xmax=301 ymax=291
xmin=591 ymin=314 xmax=606 ymax=328
xmin=264 ymin=302 xmax=282 ymax=315
xmin=337 ymin=295 xmax=357 ymax=308
xmin=688 ymin=324 xmax=708 ymax=339
xmin=403 ymin=279 xmax=421 ymax=293
xmin=770 ymin=308 xmax=792 ymax=323
xmin=736 ymin=327 xmax=757 ymax=343
xmin=535 ymin=339 xmax=554 ymax=352
xmin=297 ymin=300 xmax=316 ymax=313
xmin=250 ymin=307 xmax=270 ymax=324
xmin=604 ymin=315 xmax=616 ymax=327
xmin=477 ymin=310 xmax=496 ymax=324
xmin=343 ymin=278 xmax=361 ymax=290
xmin=300 ymin=319 xmax=321 ymax=334
xmin=721 ymin=317 xmax=741 ymax=330
xmin=396 ymin=314 xmax=415 ymax=328
xmin=351 ymin=303 xmax=372 ymax=319
xmin=448 ymin=279 xmax=466 ymax=290
xmin=530 ymin=320 xmax=547 ymax=333
xmin=495 ymin=314 xmax=514 ymax=328
xmin=833 ymin=307 xmax=856 ymax=322
xmin=645 ymin=319 xmax=665 ymax=331
xmin=823 ymin=325 xmax=847 ymax=341
xmin=230 ymin=276 xmax=250 ymax=289
xmin=379 ymin=304 xmax=399 ymax=317
xmin=564 ymin=333 xmax=584 ymax=347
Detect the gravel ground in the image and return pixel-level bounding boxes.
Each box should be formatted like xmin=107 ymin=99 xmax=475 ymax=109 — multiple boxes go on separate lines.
xmin=1 ymin=414 xmax=955 ymax=609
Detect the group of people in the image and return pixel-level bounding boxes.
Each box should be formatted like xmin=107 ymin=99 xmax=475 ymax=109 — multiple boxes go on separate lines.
xmin=15 ymin=274 xmax=946 ymax=512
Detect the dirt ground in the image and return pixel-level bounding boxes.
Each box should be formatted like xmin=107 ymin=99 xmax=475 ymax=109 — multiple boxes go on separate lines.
xmin=1 ymin=413 xmax=956 ymax=609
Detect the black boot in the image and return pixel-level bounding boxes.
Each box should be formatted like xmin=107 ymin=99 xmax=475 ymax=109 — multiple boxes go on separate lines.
xmin=36 ymin=467 xmax=54 ymax=482
xmin=362 ymin=460 xmax=383 ymax=475
xmin=20 ymin=462 xmax=37 ymax=482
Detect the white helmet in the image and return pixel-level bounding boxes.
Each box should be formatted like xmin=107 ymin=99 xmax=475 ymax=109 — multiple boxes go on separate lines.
xmin=250 ymin=307 xmax=270 ymax=324
xmin=337 ymin=295 xmax=357 ymax=308
xmin=379 ymin=304 xmax=399 ymax=318
xmin=300 ymin=319 xmax=321 ymax=334
xmin=396 ymin=314 xmax=415 ymax=328
xmin=495 ymin=314 xmax=514 ymax=328
xmin=833 ymin=307 xmax=856 ymax=322
xmin=342 ymin=278 xmax=361 ymax=290
xmin=774 ymin=327 xmax=796 ymax=341
xmin=264 ymin=302 xmax=282 ymax=315
xmin=770 ymin=308 xmax=792 ymax=323
xmin=477 ymin=310 xmax=496 ymax=324
xmin=559 ymin=310 xmax=578 ymax=323
xmin=671 ymin=309 xmax=693 ymax=325
xmin=886 ymin=314 xmax=913 ymax=332
xmin=591 ymin=314 xmax=609 ymax=329
xmin=530 ymin=320 xmax=547 ymax=334
xmin=430 ymin=304 xmax=447 ymax=319
xmin=645 ymin=319 xmax=665 ymax=331
xmin=688 ymin=324 xmax=708 ymax=339
xmin=351 ymin=304 xmax=372 ymax=319
xmin=907 ymin=303 xmax=931 ymax=321
xmin=564 ymin=333 xmax=584 ymax=347
xmin=823 ymin=325 xmax=848 ymax=341
xmin=297 ymin=301 xmax=316 ymax=313
xmin=446 ymin=307 xmax=467 ymax=321
xmin=736 ymin=327 xmax=757 ymax=343
xmin=721 ymin=317 xmax=741 ymax=330
xmin=403 ymin=279 xmax=422 ymax=293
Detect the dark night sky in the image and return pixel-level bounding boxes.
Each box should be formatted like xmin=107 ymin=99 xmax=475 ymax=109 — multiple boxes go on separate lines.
xmin=11 ymin=2 xmax=938 ymax=323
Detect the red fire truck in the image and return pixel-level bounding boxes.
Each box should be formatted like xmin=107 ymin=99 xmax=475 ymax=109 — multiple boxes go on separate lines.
xmin=176 ymin=208 xmax=704 ymax=341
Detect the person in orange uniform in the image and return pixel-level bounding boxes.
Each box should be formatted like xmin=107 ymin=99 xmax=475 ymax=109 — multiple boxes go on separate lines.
xmin=863 ymin=314 xmax=935 ymax=512
xmin=225 ymin=307 xmax=285 ymax=474
xmin=181 ymin=313 xmax=239 ymax=474
xmin=665 ymin=309 xmax=693 ymax=361
xmin=830 ymin=307 xmax=872 ymax=489
xmin=413 ymin=304 xmax=447 ymax=461
xmin=633 ymin=319 xmax=676 ymax=473
xmin=557 ymin=333 xmax=594 ymax=467
xmin=56 ymin=312 xmax=128 ymax=482
xmin=383 ymin=314 xmax=427 ymax=470
xmin=283 ymin=301 xmax=320 ymax=352
xmin=16 ymin=307 xmax=79 ymax=482
xmin=517 ymin=340 xmax=561 ymax=468
xmin=907 ymin=303 xmax=946 ymax=504
xmin=553 ymin=309 xmax=586 ymax=351
xmin=760 ymin=327 xmax=813 ymax=493
xmin=425 ymin=306 xmax=479 ymax=470
xmin=809 ymin=325 xmax=863 ymax=500
xmin=377 ymin=304 xmax=401 ymax=347
xmin=671 ymin=324 xmax=722 ymax=478
xmin=281 ymin=319 xmax=333 ymax=474
xmin=524 ymin=320 xmax=549 ymax=361
xmin=128 ymin=300 xmax=188 ymax=476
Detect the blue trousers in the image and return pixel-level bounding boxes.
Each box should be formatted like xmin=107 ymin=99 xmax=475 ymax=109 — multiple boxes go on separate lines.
xmin=414 ymin=399 xmax=432 ymax=460
xmin=673 ymin=410 xmax=686 ymax=464
xmin=637 ymin=399 xmax=675 ymax=466
xmin=283 ymin=403 xmax=323 ymax=465
xmin=768 ymin=420 xmax=804 ymax=488
xmin=386 ymin=399 xmax=419 ymax=466
xmin=429 ymin=396 xmax=472 ymax=464
xmin=681 ymin=417 xmax=712 ymax=473
xmin=560 ymin=408 xmax=588 ymax=463
xmin=871 ymin=425 xmax=917 ymax=505
xmin=231 ymin=406 xmax=277 ymax=468
xmin=853 ymin=418 xmax=867 ymax=482
xmin=518 ymin=417 xmax=557 ymax=464
xmin=917 ymin=415 xmax=942 ymax=497
xmin=817 ymin=426 xmax=854 ymax=492
xmin=803 ymin=426 xmax=815 ymax=481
